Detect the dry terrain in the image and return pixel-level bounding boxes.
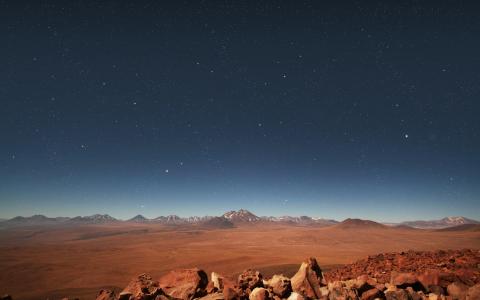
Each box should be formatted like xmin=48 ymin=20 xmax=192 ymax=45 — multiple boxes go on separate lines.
xmin=0 ymin=223 xmax=479 ymax=300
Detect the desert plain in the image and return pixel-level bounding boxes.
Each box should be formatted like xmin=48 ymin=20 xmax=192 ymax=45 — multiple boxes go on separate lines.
xmin=0 ymin=222 xmax=479 ymax=300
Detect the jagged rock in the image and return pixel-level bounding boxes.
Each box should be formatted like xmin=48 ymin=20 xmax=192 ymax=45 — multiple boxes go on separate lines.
xmin=291 ymin=257 xmax=324 ymax=299
xmin=360 ymin=288 xmax=382 ymax=300
xmin=328 ymin=281 xmax=358 ymax=300
xmin=95 ymin=289 xmax=116 ymax=300
xmin=222 ymin=281 xmax=243 ymax=300
xmin=391 ymin=272 xmax=423 ymax=291
xmin=385 ymin=289 xmax=410 ymax=300
xmin=354 ymin=275 xmax=376 ymax=295
xmin=212 ymin=272 xmax=226 ymax=291
xmin=206 ymin=281 xmax=218 ymax=294
xmin=266 ymin=274 xmax=292 ymax=298
xmin=120 ymin=273 xmax=162 ymax=300
xmin=238 ymin=269 xmax=263 ymax=291
xmin=159 ymin=268 xmax=208 ymax=300
xmin=467 ymin=284 xmax=480 ymax=300
xmin=196 ymin=292 xmax=225 ymax=300
xmin=447 ymin=282 xmax=468 ymax=300
xmin=249 ymin=288 xmax=272 ymax=300
xmin=287 ymin=292 xmax=305 ymax=300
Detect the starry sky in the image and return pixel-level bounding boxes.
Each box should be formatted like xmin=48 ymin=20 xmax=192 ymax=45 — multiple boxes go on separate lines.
xmin=1 ymin=1 xmax=479 ymax=222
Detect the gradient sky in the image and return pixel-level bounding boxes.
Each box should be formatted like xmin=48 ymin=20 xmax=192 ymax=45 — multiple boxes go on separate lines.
xmin=1 ymin=1 xmax=479 ymax=222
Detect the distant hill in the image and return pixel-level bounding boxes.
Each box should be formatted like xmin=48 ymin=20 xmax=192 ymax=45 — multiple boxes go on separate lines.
xmin=435 ymin=224 xmax=480 ymax=232
xmin=400 ymin=216 xmax=479 ymax=229
xmin=335 ymin=218 xmax=388 ymax=229
xmin=128 ymin=215 xmax=150 ymax=223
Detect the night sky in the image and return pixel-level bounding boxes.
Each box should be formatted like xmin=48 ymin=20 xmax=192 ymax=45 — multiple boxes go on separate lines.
xmin=1 ymin=1 xmax=479 ymax=222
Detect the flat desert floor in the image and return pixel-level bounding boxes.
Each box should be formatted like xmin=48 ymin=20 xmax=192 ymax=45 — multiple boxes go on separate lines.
xmin=0 ymin=223 xmax=479 ymax=299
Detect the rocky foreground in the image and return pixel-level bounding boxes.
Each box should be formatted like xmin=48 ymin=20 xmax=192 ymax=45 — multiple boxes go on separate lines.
xmin=2 ymin=249 xmax=480 ymax=300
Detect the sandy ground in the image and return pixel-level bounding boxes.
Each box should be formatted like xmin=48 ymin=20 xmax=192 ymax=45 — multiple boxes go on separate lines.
xmin=0 ymin=223 xmax=479 ymax=300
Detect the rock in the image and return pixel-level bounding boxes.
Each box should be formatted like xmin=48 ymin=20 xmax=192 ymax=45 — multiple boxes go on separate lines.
xmin=212 ymin=272 xmax=226 ymax=291
xmin=428 ymin=285 xmax=445 ymax=295
xmin=159 ymin=268 xmax=208 ymax=300
xmin=249 ymin=288 xmax=272 ymax=300
xmin=223 ymin=281 xmax=243 ymax=300
xmin=385 ymin=289 xmax=410 ymax=300
xmin=418 ymin=269 xmax=440 ymax=291
xmin=447 ymin=282 xmax=468 ymax=300
xmin=207 ymin=281 xmax=218 ymax=294
xmin=291 ymin=257 xmax=324 ymax=299
xmin=96 ymin=289 xmax=116 ymax=300
xmin=354 ymin=275 xmax=376 ymax=295
xmin=120 ymin=273 xmax=162 ymax=300
xmin=267 ymin=274 xmax=292 ymax=298
xmin=360 ymin=288 xmax=382 ymax=300
xmin=405 ymin=287 xmax=422 ymax=300
xmin=467 ymin=284 xmax=480 ymax=300
xmin=197 ymin=292 xmax=225 ymax=300
xmin=391 ymin=272 xmax=424 ymax=291
xmin=238 ymin=269 xmax=263 ymax=291
xmin=328 ymin=281 xmax=358 ymax=300
xmin=287 ymin=292 xmax=306 ymax=300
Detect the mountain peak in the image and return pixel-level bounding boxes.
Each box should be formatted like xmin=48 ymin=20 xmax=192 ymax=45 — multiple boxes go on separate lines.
xmin=129 ymin=215 xmax=148 ymax=222
xmin=222 ymin=209 xmax=260 ymax=222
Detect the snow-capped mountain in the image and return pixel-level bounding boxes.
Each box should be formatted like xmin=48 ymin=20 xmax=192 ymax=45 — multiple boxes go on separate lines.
xmin=400 ymin=216 xmax=479 ymax=229
xmin=69 ymin=214 xmax=118 ymax=224
xmin=222 ymin=209 xmax=261 ymax=222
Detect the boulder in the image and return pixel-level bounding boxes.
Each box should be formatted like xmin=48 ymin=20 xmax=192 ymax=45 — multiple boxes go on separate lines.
xmin=249 ymin=288 xmax=272 ymax=300
xmin=360 ymin=288 xmax=382 ymax=300
xmin=267 ymin=274 xmax=292 ymax=298
xmin=196 ymin=292 xmax=225 ymax=300
xmin=222 ymin=281 xmax=244 ymax=300
xmin=447 ymin=282 xmax=468 ymax=300
xmin=159 ymin=268 xmax=208 ymax=300
xmin=390 ymin=272 xmax=424 ymax=291
xmin=291 ymin=257 xmax=324 ymax=299
xmin=238 ymin=269 xmax=263 ymax=291
xmin=96 ymin=289 xmax=116 ymax=300
xmin=287 ymin=292 xmax=305 ymax=300
xmin=119 ymin=273 xmax=162 ymax=300
xmin=212 ymin=272 xmax=226 ymax=291
xmin=328 ymin=281 xmax=358 ymax=300
xmin=354 ymin=275 xmax=376 ymax=295
xmin=418 ymin=269 xmax=440 ymax=291
xmin=467 ymin=284 xmax=480 ymax=300
xmin=385 ymin=289 xmax=410 ymax=300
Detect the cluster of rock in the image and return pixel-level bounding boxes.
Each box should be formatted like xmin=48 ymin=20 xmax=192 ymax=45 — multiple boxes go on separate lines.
xmin=95 ymin=250 xmax=479 ymax=300
xmin=324 ymin=249 xmax=480 ymax=287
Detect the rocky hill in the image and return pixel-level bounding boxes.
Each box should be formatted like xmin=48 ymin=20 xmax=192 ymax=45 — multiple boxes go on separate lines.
xmin=3 ymin=249 xmax=475 ymax=300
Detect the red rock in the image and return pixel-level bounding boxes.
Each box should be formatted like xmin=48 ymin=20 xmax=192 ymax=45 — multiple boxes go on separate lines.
xmin=119 ymin=273 xmax=162 ymax=300
xmin=385 ymin=289 xmax=410 ymax=300
xmin=197 ymin=292 xmax=225 ymax=300
xmin=391 ymin=272 xmax=424 ymax=291
xmin=418 ymin=269 xmax=440 ymax=290
xmin=267 ymin=274 xmax=292 ymax=298
xmin=159 ymin=268 xmax=208 ymax=300
xmin=222 ymin=281 xmax=243 ymax=300
xmin=467 ymin=284 xmax=480 ymax=300
xmin=447 ymin=282 xmax=468 ymax=300
xmin=291 ymin=257 xmax=324 ymax=299
xmin=95 ymin=289 xmax=116 ymax=300
xmin=238 ymin=269 xmax=263 ymax=291
xmin=287 ymin=292 xmax=305 ymax=300
xmin=360 ymin=288 xmax=382 ymax=300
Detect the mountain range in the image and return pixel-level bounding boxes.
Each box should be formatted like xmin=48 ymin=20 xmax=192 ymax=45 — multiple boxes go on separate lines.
xmin=0 ymin=209 xmax=478 ymax=230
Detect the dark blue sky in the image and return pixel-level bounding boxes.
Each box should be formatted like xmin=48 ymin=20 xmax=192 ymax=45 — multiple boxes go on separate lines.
xmin=1 ymin=1 xmax=479 ymax=221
